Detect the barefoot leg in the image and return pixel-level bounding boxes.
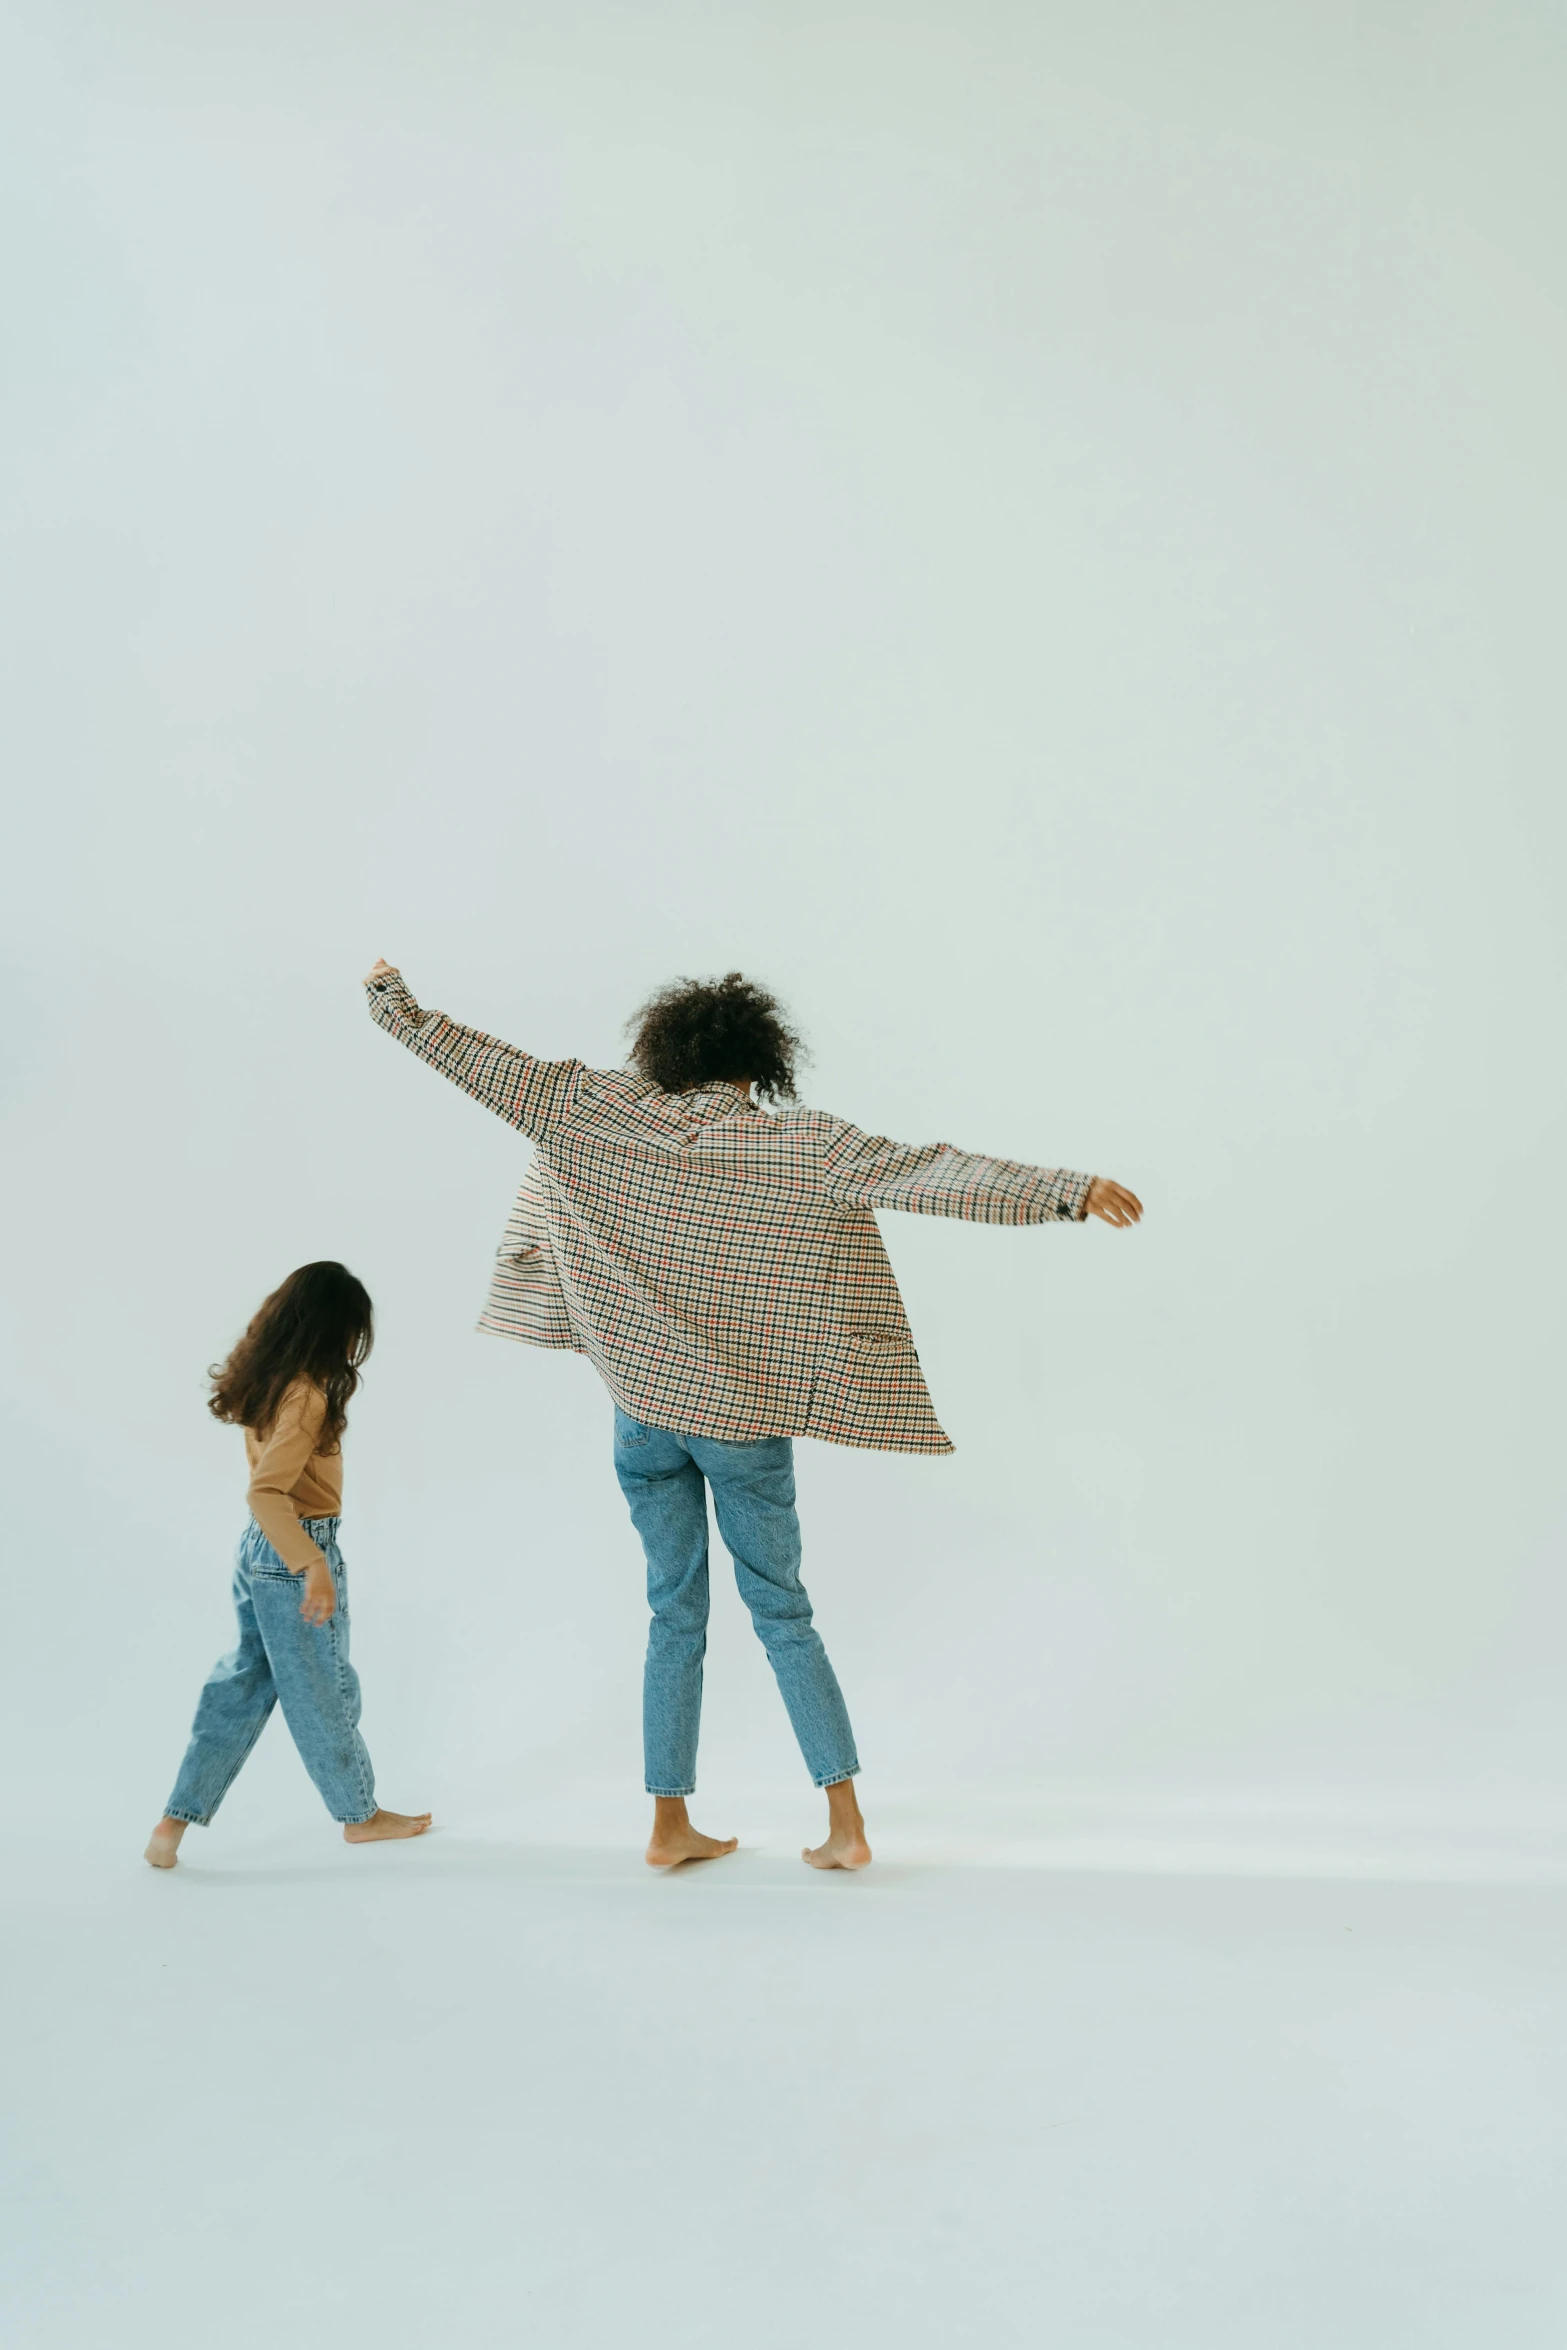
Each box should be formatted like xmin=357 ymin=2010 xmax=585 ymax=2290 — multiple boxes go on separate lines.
xmin=802 ymin=1778 xmax=871 ymax=1871
xmin=343 ymin=1807 xmax=433 ymax=1844
xmin=144 ymin=1817 xmax=189 ymax=1870
xmin=646 ymin=1795 xmax=738 ymax=1868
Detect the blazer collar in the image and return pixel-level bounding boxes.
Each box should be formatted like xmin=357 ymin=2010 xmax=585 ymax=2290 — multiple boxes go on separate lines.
xmin=682 ymin=1082 xmax=759 ymax=1120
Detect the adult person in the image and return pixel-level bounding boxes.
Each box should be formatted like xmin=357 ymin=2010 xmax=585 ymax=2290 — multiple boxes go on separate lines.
xmin=363 ymin=961 xmax=1142 ymax=1871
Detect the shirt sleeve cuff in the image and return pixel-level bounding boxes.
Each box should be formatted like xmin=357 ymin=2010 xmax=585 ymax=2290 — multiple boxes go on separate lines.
xmin=364 ymin=971 xmax=429 ymax=1028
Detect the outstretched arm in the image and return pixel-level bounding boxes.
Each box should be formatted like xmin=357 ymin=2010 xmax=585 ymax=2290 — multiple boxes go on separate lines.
xmin=820 ymin=1117 xmax=1142 ymax=1229
xmin=363 ymin=961 xmax=586 ymax=1138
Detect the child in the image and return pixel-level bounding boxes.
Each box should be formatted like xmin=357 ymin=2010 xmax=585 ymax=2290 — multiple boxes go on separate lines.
xmin=144 ymin=1260 xmax=430 ymax=1867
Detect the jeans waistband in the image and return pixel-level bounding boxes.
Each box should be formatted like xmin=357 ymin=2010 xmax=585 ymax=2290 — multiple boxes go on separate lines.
xmin=245 ymin=1513 xmax=341 ymax=1543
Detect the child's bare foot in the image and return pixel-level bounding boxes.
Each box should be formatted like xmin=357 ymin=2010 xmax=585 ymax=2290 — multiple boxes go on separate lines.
xmin=645 ymin=1795 xmax=738 ymax=1868
xmin=144 ymin=1818 xmax=188 ymax=1869
xmin=343 ymin=1807 xmax=432 ymax=1844
xmin=802 ymin=1779 xmax=871 ymax=1871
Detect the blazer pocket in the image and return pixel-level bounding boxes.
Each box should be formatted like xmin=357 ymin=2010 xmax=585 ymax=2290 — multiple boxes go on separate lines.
xmin=844 ymin=1324 xmax=917 ymax=1355
xmin=489 ymin=1242 xmax=551 ymax=1308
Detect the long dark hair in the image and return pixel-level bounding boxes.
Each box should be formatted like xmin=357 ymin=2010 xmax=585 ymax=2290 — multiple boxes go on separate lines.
xmin=208 ymin=1262 xmax=374 ymax=1452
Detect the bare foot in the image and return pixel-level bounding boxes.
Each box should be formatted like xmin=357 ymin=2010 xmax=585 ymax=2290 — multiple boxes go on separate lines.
xmin=802 ymin=1825 xmax=872 ymax=1870
xmin=646 ymin=1823 xmax=739 ymax=1867
xmin=645 ymin=1795 xmax=737 ymax=1868
xmin=343 ymin=1807 xmax=433 ymax=1844
xmin=803 ymin=1781 xmax=871 ymax=1871
xmin=144 ymin=1818 xmax=188 ymax=1870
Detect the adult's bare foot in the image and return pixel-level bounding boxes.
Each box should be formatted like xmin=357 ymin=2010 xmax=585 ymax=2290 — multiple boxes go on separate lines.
xmin=802 ymin=1824 xmax=873 ymax=1869
xmin=802 ymin=1780 xmax=871 ymax=1871
xmin=646 ymin=1795 xmax=738 ymax=1868
xmin=343 ymin=1807 xmax=433 ymax=1845
xmin=144 ymin=1818 xmax=187 ymax=1869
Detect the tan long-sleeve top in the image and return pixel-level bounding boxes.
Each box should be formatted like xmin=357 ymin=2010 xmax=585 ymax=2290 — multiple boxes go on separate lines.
xmin=245 ymin=1378 xmax=343 ymax=1573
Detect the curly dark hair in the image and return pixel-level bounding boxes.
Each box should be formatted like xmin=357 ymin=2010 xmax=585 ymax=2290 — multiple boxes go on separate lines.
xmin=208 ymin=1261 xmax=374 ymax=1452
xmin=627 ymin=971 xmax=804 ymax=1101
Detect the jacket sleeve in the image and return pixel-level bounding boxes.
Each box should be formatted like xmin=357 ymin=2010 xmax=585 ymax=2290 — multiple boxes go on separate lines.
xmin=365 ymin=970 xmax=587 ymax=1138
xmin=818 ymin=1116 xmax=1093 ymax=1225
xmin=247 ymin=1383 xmax=331 ymax=1575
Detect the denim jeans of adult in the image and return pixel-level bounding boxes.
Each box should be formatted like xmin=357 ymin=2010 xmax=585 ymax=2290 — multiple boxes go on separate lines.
xmin=164 ymin=1517 xmax=377 ymax=1826
xmin=612 ymin=1410 xmax=860 ymax=1797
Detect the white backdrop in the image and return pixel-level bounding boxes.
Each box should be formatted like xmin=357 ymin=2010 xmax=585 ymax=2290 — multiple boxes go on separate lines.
xmin=4 ymin=0 xmax=1564 ymax=1862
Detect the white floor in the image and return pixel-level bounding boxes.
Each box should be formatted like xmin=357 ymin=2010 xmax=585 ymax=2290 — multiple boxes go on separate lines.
xmin=7 ymin=1795 xmax=1567 ymax=2349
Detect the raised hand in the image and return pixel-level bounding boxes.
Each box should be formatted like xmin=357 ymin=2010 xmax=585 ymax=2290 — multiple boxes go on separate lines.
xmin=1085 ymin=1177 xmax=1143 ymax=1228
xmin=364 ymin=958 xmax=398 ymax=985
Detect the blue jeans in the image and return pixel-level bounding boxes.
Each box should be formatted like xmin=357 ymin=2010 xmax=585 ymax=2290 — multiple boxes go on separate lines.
xmin=613 ymin=1411 xmax=860 ymax=1796
xmin=164 ymin=1517 xmax=377 ymax=1826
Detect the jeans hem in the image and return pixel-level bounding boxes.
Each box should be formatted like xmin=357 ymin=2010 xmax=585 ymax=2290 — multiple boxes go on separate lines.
xmin=815 ymin=1766 xmax=860 ymax=1789
xmin=166 ymin=1686 xmax=277 ymax=1829
xmin=336 ymin=1806 xmax=379 ymax=1825
xmin=645 ymin=1784 xmax=697 ymax=1798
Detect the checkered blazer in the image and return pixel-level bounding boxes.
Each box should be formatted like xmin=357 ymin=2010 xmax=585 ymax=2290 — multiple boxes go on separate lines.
xmin=366 ymin=973 xmax=1092 ymax=1455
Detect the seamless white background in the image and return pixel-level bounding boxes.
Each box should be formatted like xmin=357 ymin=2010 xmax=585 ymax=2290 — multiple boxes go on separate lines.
xmin=3 ymin=0 xmax=1564 ymax=1856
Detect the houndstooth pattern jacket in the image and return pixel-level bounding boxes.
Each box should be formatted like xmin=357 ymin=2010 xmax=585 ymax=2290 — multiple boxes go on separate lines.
xmin=366 ymin=972 xmax=1093 ymax=1455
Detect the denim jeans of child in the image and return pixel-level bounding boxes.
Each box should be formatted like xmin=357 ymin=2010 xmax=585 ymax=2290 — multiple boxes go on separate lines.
xmin=164 ymin=1517 xmax=377 ymax=1826
xmin=613 ymin=1410 xmax=860 ymax=1796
